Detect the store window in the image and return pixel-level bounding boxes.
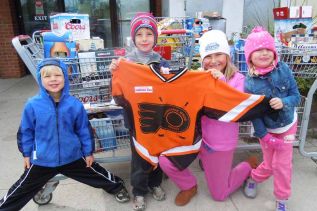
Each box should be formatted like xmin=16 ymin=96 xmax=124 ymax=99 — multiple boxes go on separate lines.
xmin=20 ymin=0 xmax=63 ymax=35
xmin=243 ymin=0 xmax=276 ymax=34
xmin=117 ymin=0 xmax=150 ymax=46
xmin=64 ymin=0 xmax=113 ymax=46
xmin=18 ymin=0 xmax=154 ymax=47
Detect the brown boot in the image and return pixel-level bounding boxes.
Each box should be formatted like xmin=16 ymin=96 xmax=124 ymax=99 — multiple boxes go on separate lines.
xmin=246 ymin=155 xmax=259 ymax=169
xmin=175 ymin=185 xmax=197 ymax=206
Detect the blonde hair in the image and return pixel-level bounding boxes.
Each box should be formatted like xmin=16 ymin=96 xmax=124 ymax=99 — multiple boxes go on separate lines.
xmin=223 ymin=55 xmax=238 ymax=80
xmin=247 ymin=63 xmax=258 ymax=77
xmin=40 ymin=65 xmax=63 ymax=78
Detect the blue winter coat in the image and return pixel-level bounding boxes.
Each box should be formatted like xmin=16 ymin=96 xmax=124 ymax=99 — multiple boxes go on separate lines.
xmin=18 ymin=59 xmax=94 ymax=167
xmin=244 ymin=61 xmax=301 ymax=138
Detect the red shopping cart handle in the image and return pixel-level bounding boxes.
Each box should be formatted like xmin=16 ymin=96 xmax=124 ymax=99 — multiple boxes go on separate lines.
xmin=159 ymin=29 xmax=192 ymax=35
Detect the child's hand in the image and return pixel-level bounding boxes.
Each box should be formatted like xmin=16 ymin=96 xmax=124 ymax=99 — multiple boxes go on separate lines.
xmin=160 ymin=66 xmax=170 ymax=74
xmin=24 ymin=157 xmax=30 ymax=169
xmin=207 ymin=69 xmax=224 ymax=79
xmin=109 ymin=59 xmax=119 ymax=72
xmin=269 ymin=97 xmax=283 ymax=110
xmin=85 ymin=155 xmax=94 ymax=167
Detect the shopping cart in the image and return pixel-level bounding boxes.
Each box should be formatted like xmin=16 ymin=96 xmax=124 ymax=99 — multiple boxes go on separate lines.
xmin=278 ymin=46 xmax=317 ymax=162
xmin=155 ymin=17 xmax=195 ymax=71
xmin=234 ymin=46 xmax=317 ymax=161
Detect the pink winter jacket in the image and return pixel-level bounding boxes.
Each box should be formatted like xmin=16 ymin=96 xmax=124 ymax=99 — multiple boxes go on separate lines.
xmin=201 ymin=71 xmax=245 ymax=151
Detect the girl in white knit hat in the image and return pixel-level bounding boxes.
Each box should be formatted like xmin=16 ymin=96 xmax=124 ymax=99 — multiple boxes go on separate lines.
xmin=158 ymin=30 xmax=258 ymax=206
xmin=198 ymin=30 xmax=258 ymax=201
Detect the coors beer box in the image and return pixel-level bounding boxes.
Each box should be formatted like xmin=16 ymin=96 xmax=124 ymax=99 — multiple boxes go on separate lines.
xmin=50 ymin=13 xmax=90 ymax=40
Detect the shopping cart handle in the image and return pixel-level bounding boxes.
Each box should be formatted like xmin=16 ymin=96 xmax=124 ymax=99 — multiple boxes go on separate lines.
xmin=32 ymin=29 xmax=51 ymax=35
xmin=32 ymin=30 xmax=51 ymax=40
xmin=15 ymin=35 xmax=31 ymax=41
xmin=159 ymin=29 xmax=192 ymax=35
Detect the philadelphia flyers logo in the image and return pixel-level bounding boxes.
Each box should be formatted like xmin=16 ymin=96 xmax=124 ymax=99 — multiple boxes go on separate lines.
xmin=138 ymin=103 xmax=190 ymax=133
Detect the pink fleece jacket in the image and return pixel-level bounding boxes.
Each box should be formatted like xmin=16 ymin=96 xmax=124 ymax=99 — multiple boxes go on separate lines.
xmin=201 ymin=71 xmax=245 ymax=151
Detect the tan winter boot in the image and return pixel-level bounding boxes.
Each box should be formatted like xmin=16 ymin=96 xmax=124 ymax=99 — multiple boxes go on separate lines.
xmin=175 ymin=185 xmax=197 ymax=206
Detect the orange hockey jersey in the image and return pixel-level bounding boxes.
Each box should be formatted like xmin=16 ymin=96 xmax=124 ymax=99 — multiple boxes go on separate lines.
xmin=112 ymin=60 xmax=273 ymax=169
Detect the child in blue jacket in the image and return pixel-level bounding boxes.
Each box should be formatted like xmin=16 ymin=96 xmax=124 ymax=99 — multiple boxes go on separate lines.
xmin=0 ymin=59 xmax=130 ymax=210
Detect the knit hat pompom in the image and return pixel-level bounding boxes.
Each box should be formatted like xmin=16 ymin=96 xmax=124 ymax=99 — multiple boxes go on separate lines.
xmin=244 ymin=26 xmax=278 ymax=67
xmin=130 ymin=12 xmax=158 ymax=46
xmin=251 ymin=26 xmax=266 ymax=33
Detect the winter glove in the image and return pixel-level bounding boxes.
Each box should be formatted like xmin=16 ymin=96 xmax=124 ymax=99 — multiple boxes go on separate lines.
xmin=260 ymin=133 xmax=284 ymax=150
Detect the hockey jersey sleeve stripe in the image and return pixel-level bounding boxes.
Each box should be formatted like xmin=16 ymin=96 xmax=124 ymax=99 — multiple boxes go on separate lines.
xmin=161 ymin=139 xmax=202 ymax=156
xmin=219 ymin=94 xmax=264 ymax=122
xmin=133 ymin=137 xmax=159 ymax=165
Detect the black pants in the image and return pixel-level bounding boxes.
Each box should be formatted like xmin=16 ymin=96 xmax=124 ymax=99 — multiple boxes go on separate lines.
xmin=0 ymin=158 xmax=124 ymax=211
xmin=130 ymin=138 xmax=163 ymax=196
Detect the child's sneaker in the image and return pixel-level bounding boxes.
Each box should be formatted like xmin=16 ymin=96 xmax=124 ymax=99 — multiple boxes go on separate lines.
xmin=133 ymin=196 xmax=146 ymax=211
xmin=276 ymin=200 xmax=288 ymax=211
xmin=114 ymin=187 xmax=130 ymax=203
xmin=149 ymin=186 xmax=166 ymax=201
xmin=243 ymin=177 xmax=257 ymax=198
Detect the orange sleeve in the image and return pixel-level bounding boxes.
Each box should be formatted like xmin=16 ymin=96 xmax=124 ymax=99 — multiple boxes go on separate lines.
xmin=203 ymin=78 xmax=269 ymax=122
xmin=111 ymin=62 xmax=124 ymax=97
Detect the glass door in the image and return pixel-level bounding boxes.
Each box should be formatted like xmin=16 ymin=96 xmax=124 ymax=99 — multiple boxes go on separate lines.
xmin=19 ymin=0 xmax=63 ymax=35
xmin=117 ymin=0 xmax=150 ymax=46
xmin=64 ymin=0 xmax=112 ymax=46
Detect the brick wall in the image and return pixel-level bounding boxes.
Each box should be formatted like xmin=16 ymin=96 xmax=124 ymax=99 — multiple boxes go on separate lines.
xmin=0 ymin=0 xmax=25 ymax=78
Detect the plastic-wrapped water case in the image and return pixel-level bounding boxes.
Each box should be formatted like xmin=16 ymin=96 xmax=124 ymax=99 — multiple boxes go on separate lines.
xmin=90 ymin=118 xmax=117 ymax=151
xmin=234 ymin=39 xmax=247 ymax=74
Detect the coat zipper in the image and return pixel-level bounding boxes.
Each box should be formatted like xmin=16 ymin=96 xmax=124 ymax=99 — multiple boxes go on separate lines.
xmin=55 ymin=102 xmax=61 ymax=165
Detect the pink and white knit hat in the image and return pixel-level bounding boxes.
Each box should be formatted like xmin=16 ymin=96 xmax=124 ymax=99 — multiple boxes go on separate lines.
xmin=244 ymin=26 xmax=278 ymax=67
xmin=130 ymin=12 xmax=158 ymax=46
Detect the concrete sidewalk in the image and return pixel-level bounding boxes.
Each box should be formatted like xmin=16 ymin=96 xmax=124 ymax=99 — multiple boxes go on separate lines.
xmin=1 ymin=75 xmax=317 ymax=211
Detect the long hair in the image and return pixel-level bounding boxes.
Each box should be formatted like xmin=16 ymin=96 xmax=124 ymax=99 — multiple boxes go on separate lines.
xmin=223 ymin=55 xmax=238 ymax=80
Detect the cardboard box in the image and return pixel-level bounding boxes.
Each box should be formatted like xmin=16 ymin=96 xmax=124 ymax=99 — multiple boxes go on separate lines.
xmin=290 ymin=6 xmax=301 ymax=18
xmin=273 ymin=7 xmax=289 ymax=20
xmin=42 ymin=31 xmax=76 ymax=58
xmin=50 ymin=13 xmax=90 ymax=40
xmin=71 ymin=85 xmax=111 ymax=103
xmin=291 ymin=54 xmax=317 ymax=64
xmin=42 ymin=31 xmax=78 ymax=74
xmin=95 ymin=48 xmax=126 ymax=75
xmin=95 ymin=48 xmax=126 ymax=57
xmin=78 ymin=52 xmax=110 ymax=88
xmin=301 ymin=6 xmax=313 ymax=18
xmin=291 ymin=42 xmax=317 ymax=50
xmin=274 ymin=18 xmax=313 ymax=46
xmin=77 ymin=38 xmax=104 ymax=51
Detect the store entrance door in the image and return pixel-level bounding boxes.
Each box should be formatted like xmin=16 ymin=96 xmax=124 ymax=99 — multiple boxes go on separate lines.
xmin=17 ymin=0 xmax=152 ymax=47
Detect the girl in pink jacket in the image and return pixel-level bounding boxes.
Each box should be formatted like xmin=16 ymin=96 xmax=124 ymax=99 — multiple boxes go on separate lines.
xmin=198 ymin=30 xmax=258 ymax=201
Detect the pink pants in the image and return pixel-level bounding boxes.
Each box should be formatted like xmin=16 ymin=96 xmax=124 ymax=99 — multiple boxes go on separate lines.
xmin=159 ymin=156 xmax=197 ymax=191
xmin=199 ymin=144 xmax=252 ymax=201
xmin=159 ymin=147 xmax=251 ymax=201
xmin=251 ymin=123 xmax=297 ymax=200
